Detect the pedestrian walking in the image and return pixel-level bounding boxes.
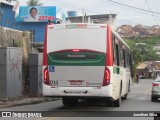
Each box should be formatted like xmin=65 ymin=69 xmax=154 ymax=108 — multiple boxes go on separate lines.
xmin=136 ymin=74 xmax=139 ymax=84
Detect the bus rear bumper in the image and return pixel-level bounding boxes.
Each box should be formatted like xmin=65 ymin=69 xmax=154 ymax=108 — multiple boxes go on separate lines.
xmin=42 ymin=83 xmax=113 ymax=98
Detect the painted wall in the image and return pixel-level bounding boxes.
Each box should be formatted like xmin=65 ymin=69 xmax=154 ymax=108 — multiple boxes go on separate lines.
xmin=1 ymin=3 xmax=48 ymax=42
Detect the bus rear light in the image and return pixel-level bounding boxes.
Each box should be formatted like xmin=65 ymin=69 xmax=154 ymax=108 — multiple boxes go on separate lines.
xmin=103 ymin=67 xmax=110 ymax=86
xmin=153 ymin=83 xmax=159 ymax=86
xmin=44 ymin=67 xmax=50 ymax=85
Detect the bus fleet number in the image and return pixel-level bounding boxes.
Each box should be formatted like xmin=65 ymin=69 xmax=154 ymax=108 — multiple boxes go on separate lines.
xmin=50 ymin=80 xmax=58 ymax=86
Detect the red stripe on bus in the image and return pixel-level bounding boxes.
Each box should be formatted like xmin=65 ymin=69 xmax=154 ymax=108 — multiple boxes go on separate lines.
xmin=106 ymin=25 xmax=113 ymax=66
xmin=43 ymin=24 xmax=50 ymax=66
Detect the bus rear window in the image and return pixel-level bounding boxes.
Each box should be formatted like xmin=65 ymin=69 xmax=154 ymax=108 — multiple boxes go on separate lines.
xmin=54 ymin=54 xmax=97 ymax=59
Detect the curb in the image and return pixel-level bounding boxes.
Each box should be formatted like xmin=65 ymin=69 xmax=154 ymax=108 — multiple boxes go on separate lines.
xmin=0 ymin=97 xmax=60 ymax=109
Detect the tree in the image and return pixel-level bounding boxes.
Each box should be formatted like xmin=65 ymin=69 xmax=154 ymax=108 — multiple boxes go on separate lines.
xmin=135 ymin=43 xmax=160 ymax=61
xmin=26 ymin=0 xmax=43 ymax=6
xmin=125 ymin=39 xmax=143 ymax=64
xmin=125 ymin=37 xmax=160 ymax=80
xmin=142 ymin=48 xmax=160 ymax=61
xmin=125 ymin=39 xmax=143 ymax=79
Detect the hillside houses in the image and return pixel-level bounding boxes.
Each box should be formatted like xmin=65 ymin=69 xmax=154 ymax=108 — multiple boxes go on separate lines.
xmin=118 ymin=25 xmax=160 ymax=38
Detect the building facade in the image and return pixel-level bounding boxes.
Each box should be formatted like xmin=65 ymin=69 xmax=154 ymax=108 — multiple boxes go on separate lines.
xmin=0 ymin=2 xmax=48 ymax=43
xmin=1 ymin=2 xmax=117 ymax=52
xmin=67 ymin=14 xmax=117 ymax=29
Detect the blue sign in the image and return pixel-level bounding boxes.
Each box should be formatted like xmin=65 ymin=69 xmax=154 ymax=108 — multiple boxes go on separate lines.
xmin=16 ymin=6 xmax=56 ymax=22
xmin=49 ymin=66 xmax=55 ymax=72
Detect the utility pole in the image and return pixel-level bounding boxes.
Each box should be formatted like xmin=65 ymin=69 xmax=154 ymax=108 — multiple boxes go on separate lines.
xmin=82 ymin=8 xmax=84 ymax=23
xmin=0 ymin=2 xmax=2 ymax=46
xmin=84 ymin=13 xmax=87 ymax=23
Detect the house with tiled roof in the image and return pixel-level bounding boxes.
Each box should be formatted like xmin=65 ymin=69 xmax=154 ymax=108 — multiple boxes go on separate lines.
xmin=137 ymin=61 xmax=160 ymax=79
xmin=153 ymin=61 xmax=160 ymax=77
xmin=136 ymin=62 xmax=150 ymax=79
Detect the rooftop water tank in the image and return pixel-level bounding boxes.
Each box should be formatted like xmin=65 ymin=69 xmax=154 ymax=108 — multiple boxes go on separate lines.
xmin=67 ymin=11 xmax=78 ymax=17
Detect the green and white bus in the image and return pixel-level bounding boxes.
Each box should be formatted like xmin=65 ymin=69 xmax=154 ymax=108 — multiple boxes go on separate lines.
xmin=42 ymin=23 xmax=132 ymax=107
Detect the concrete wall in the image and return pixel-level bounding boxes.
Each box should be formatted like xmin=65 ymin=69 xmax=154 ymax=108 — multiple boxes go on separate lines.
xmin=0 ymin=47 xmax=23 ymax=98
xmin=0 ymin=26 xmax=31 ymax=96
xmin=0 ymin=26 xmax=30 ymax=47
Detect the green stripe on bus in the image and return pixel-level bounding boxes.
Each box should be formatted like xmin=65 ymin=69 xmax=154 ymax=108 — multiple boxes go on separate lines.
xmin=48 ymin=52 xmax=106 ymax=66
xmin=113 ymin=67 xmax=120 ymax=74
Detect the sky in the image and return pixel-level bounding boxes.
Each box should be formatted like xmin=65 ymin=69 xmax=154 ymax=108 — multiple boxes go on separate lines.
xmin=16 ymin=0 xmax=160 ymax=26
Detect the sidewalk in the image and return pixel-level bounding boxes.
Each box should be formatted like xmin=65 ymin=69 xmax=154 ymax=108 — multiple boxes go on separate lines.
xmin=0 ymin=97 xmax=59 ymax=108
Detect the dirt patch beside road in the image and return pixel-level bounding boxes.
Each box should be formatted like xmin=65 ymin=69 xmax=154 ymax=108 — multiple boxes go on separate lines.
xmin=0 ymin=97 xmax=60 ymax=108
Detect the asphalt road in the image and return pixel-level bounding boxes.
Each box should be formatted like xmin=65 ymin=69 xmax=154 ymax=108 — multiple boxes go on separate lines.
xmin=0 ymin=79 xmax=160 ymax=120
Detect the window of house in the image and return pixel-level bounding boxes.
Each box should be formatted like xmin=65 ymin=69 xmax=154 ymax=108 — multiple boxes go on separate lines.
xmin=30 ymin=30 xmax=35 ymax=42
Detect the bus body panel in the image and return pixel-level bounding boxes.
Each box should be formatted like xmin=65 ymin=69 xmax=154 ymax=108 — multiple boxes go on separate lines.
xmin=45 ymin=24 xmax=107 ymax=88
xmin=42 ymin=23 xmax=131 ymax=103
xmin=43 ymin=65 xmax=118 ymax=100
xmin=48 ymin=66 xmax=105 ymax=87
xmin=47 ymin=25 xmax=106 ymax=53
xmin=42 ymin=83 xmax=113 ymax=98
xmin=111 ymin=66 xmax=131 ymax=99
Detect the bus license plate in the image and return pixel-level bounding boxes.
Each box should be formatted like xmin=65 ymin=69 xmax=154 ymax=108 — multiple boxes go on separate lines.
xmin=70 ymin=80 xmax=82 ymax=85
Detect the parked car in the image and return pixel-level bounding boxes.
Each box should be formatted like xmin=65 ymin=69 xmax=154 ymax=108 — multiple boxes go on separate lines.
xmin=151 ymin=77 xmax=160 ymax=102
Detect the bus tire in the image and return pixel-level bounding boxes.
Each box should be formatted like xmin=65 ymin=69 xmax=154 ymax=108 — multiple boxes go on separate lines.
xmin=114 ymin=86 xmax=122 ymax=107
xmin=128 ymin=81 xmax=131 ymax=92
xmin=122 ymin=93 xmax=127 ymax=100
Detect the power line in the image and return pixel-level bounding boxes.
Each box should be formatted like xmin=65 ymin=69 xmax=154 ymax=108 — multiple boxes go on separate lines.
xmin=54 ymin=0 xmax=143 ymax=25
xmin=54 ymin=0 xmax=160 ymax=19
xmin=144 ymin=0 xmax=159 ymax=25
xmin=116 ymin=18 xmax=141 ymax=25
xmin=54 ymin=0 xmax=98 ymax=14
xmin=53 ymin=0 xmax=156 ymax=26
xmin=99 ymin=0 xmax=160 ymax=15
xmin=98 ymin=0 xmax=160 ymax=25
xmin=97 ymin=0 xmax=160 ymax=18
